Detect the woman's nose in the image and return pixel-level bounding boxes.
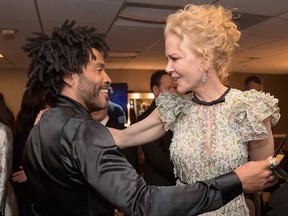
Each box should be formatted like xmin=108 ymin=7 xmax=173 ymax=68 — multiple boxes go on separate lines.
xmin=166 ymin=64 xmax=174 ymax=75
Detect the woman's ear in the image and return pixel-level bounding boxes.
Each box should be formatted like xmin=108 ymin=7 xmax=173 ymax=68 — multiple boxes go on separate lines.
xmin=203 ymin=48 xmax=214 ymax=70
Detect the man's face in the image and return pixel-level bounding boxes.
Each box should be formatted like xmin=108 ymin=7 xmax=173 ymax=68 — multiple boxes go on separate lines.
xmin=246 ymin=81 xmax=263 ymax=91
xmin=153 ymin=74 xmax=177 ymax=98
xmin=74 ymin=48 xmax=111 ymax=112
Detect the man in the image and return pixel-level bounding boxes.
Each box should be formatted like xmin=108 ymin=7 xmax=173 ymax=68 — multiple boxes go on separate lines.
xmin=107 ymin=87 xmax=127 ymax=127
xmin=22 ymin=20 xmax=279 ymax=216
xmin=244 ymin=75 xmax=264 ymax=91
xmin=138 ymin=70 xmax=176 ymax=186
xmin=108 ymin=100 xmax=126 ymax=126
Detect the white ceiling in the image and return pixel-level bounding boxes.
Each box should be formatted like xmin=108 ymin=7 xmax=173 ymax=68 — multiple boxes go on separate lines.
xmin=0 ymin=0 xmax=288 ymax=74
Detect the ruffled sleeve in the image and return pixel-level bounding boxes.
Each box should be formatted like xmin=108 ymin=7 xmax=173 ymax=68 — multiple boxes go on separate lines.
xmin=231 ymin=90 xmax=280 ymax=142
xmin=156 ymin=92 xmax=190 ymax=131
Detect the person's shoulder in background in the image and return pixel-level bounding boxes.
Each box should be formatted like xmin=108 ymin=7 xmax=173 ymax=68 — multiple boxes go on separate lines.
xmin=108 ymin=101 xmax=126 ymax=124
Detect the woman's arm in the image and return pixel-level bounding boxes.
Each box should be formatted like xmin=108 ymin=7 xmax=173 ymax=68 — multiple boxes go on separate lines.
xmin=248 ymin=118 xmax=274 ymax=160
xmin=112 ymin=108 xmax=166 ymax=148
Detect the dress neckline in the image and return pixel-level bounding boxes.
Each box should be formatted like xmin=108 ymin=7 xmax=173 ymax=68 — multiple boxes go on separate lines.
xmin=192 ymin=87 xmax=231 ymax=106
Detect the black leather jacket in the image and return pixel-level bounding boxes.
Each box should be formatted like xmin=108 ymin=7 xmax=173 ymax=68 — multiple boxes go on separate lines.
xmin=23 ymin=95 xmax=242 ymax=216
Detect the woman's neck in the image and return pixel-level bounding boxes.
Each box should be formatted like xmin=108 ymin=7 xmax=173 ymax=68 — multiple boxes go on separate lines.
xmin=193 ymin=82 xmax=228 ymax=102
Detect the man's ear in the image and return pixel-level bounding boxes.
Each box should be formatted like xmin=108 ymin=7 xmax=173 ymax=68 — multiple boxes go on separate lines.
xmin=152 ymin=85 xmax=160 ymax=97
xmin=63 ymin=74 xmax=75 ymax=87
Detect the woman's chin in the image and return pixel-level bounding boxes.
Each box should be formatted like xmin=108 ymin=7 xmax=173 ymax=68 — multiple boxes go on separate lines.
xmin=177 ymin=87 xmax=187 ymax=95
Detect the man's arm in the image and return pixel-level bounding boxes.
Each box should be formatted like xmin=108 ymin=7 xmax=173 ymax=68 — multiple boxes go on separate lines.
xmin=75 ymin=121 xmax=278 ymax=216
xmin=234 ymin=158 xmax=279 ymax=194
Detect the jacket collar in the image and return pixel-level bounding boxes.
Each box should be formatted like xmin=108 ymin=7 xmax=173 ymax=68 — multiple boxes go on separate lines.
xmin=56 ymin=95 xmax=91 ymax=117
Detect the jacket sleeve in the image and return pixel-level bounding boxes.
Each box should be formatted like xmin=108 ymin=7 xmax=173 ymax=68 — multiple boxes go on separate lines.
xmin=71 ymin=120 xmax=242 ymax=216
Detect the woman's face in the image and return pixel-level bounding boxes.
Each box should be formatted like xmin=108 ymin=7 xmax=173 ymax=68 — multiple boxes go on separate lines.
xmin=165 ymin=33 xmax=204 ymax=94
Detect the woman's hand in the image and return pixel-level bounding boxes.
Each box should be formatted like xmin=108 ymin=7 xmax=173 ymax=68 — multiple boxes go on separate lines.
xmin=34 ymin=108 xmax=49 ymax=125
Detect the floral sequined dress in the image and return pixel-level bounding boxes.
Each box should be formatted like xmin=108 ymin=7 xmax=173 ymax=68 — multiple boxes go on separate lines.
xmin=156 ymin=88 xmax=280 ymax=216
xmin=0 ymin=122 xmax=19 ymax=216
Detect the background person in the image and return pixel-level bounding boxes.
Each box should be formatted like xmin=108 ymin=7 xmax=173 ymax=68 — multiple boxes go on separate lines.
xmin=137 ymin=70 xmax=176 ymax=186
xmin=0 ymin=93 xmax=19 ymax=215
xmin=11 ymin=87 xmax=46 ymax=216
xmin=244 ymin=75 xmax=264 ymax=91
xmin=0 ymin=93 xmax=15 ymax=134
xmin=107 ymin=87 xmax=127 ymax=127
xmin=0 ymin=120 xmax=19 ymax=216
xmin=91 ymin=105 xmax=139 ymax=173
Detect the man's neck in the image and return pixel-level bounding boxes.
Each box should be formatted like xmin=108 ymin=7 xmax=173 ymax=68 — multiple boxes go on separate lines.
xmin=101 ymin=115 xmax=109 ymax=126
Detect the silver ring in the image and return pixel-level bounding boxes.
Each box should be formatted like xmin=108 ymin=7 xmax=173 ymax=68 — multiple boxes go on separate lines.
xmin=269 ymin=159 xmax=278 ymax=170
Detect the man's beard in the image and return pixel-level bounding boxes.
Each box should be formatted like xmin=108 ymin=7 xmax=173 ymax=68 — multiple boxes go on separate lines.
xmin=84 ymin=87 xmax=109 ymax=113
xmin=77 ymin=74 xmax=109 ymax=113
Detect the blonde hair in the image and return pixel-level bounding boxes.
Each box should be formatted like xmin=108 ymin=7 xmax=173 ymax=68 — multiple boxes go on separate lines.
xmin=164 ymin=4 xmax=241 ymax=84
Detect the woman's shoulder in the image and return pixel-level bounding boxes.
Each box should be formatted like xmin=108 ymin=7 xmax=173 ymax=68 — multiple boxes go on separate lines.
xmin=228 ymin=88 xmax=280 ymax=129
xmin=0 ymin=122 xmax=12 ymax=138
xmin=0 ymin=122 xmax=13 ymax=149
xmin=228 ymin=88 xmax=278 ymax=104
xmin=156 ymin=92 xmax=191 ymax=106
xmin=155 ymin=92 xmax=191 ymax=130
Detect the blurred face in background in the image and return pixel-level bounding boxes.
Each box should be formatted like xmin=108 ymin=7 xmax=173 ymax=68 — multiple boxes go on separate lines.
xmin=153 ymin=74 xmax=177 ymax=98
xmin=246 ymin=81 xmax=263 ymax=91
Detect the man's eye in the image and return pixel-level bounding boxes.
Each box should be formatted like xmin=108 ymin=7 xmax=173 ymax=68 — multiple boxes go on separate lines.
xmin=95 ymin=68 xmax=103 ymax=72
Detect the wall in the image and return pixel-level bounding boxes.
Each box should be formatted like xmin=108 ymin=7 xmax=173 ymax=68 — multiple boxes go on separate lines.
xmin=0 ymin=68 xmax=287 ymax=136
xmin=0 ymin=68 xmax=27 ymax=115
xmin=108 ymin=69 xmax=154 ymax=92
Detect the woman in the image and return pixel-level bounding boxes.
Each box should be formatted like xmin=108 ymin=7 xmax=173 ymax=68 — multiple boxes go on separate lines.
xmin=112 ymin=4 xmax=280 ymax=216
xmin=0 ymin=121 xmax=19 ymax=216
xmin=0 ymin=93 xmax=15 ymax=134
xmin=11 ymin=88 xmax=46 ymax=216
xmin=0 ymin=93 xmax=18 ymax=215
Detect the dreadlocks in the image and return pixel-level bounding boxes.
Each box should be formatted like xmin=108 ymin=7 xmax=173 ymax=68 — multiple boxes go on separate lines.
xmin=23 ymin=20 xmax=109 ymax=105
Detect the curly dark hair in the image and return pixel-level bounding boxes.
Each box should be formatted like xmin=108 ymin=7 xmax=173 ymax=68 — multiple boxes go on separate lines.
xmin=23 ymin=20 xmax=109 ymax=105
xmin=14 ymin=87 xmax=45 ymax=134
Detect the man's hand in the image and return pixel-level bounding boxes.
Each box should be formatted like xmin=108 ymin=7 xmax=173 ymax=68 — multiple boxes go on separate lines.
xmin=234 ymin=156 xmax=282 ymax=193
xmin=114 ymin=209 xmax=125 ymax=216
xmin=11 ymin=166 xmax=27 ymax=183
